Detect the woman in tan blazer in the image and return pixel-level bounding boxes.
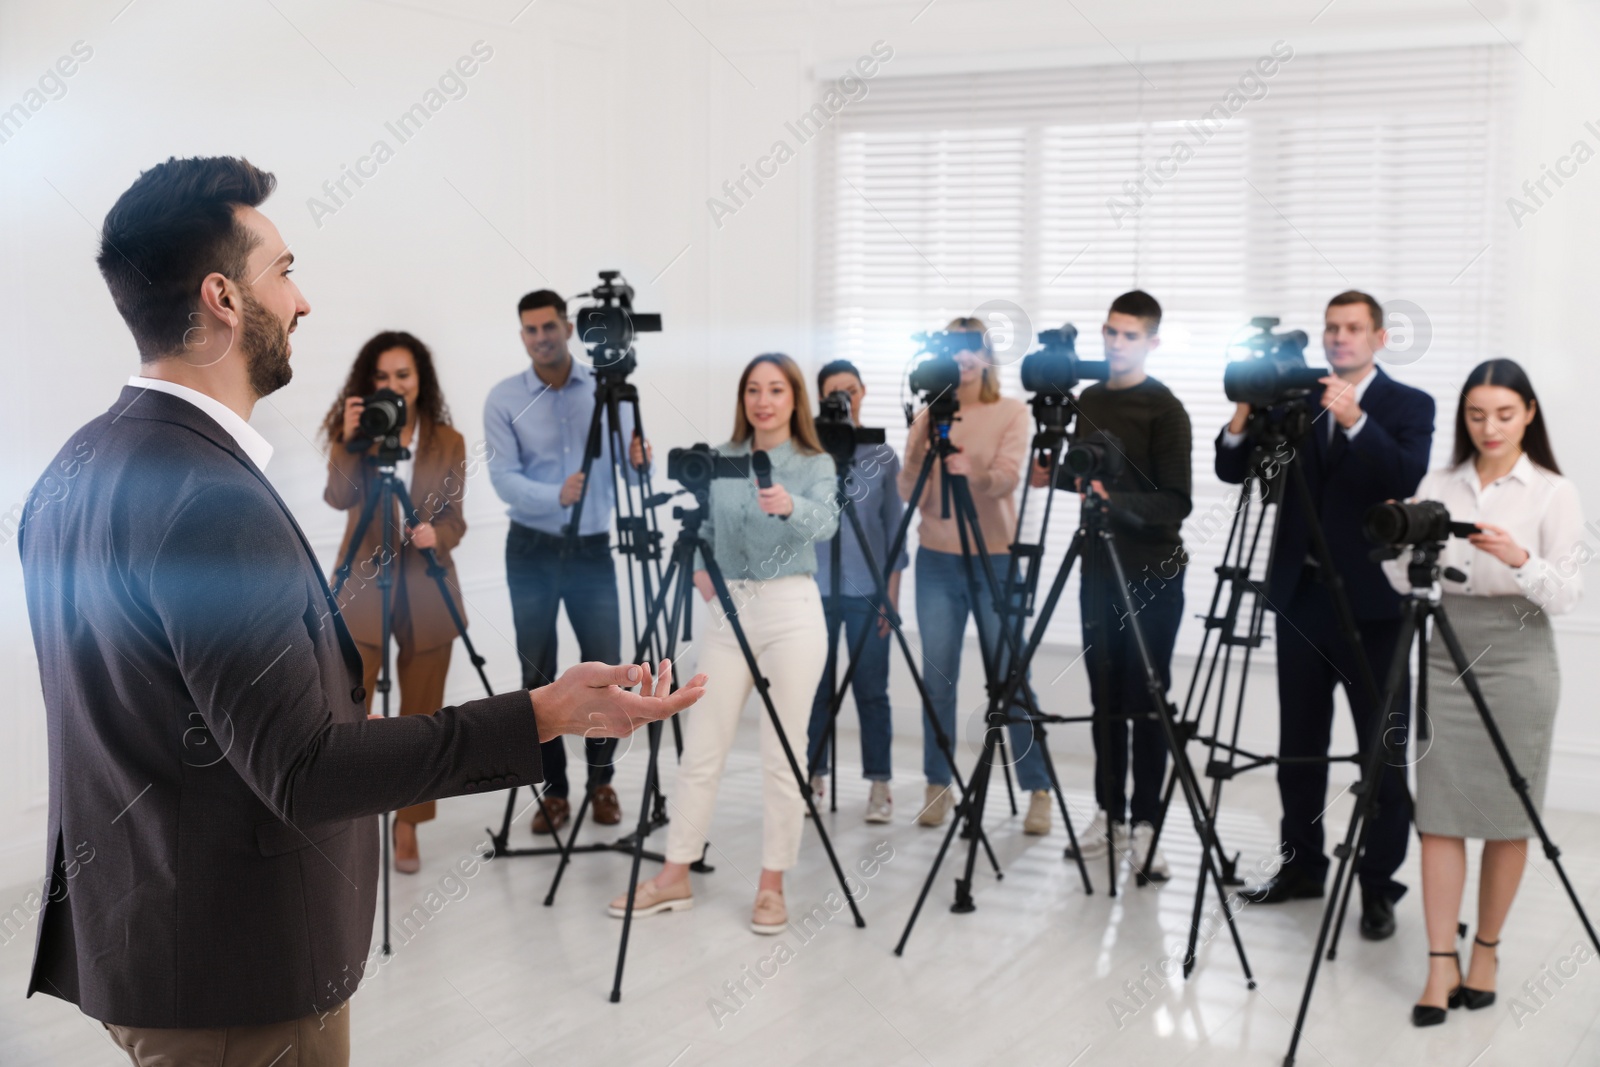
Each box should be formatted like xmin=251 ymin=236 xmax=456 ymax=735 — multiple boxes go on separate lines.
xmin=322 ymin=330 xmax=469 ymax=873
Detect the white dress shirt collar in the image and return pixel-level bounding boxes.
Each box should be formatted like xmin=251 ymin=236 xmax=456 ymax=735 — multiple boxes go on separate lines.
xmin=127 ymin=376 xmax=275 ymax=471
xmin=1448 ymin=451 xmax=1537 ymax=493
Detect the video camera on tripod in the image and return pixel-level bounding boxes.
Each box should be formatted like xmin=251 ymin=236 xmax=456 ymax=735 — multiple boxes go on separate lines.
xmin=1223 ymin=316 xmax=1328 ymax=408
xmin=815 ymin=389 xmax=887 ymax=465
xmin=573 ymin=270 xmax=662 ymax=378
xmin=905 ymin=328 xmax=983 ymax=423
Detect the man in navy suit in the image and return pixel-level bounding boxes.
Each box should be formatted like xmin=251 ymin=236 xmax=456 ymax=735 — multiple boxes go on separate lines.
xmin=1215 ymin=290 xmax=1434 ymax=940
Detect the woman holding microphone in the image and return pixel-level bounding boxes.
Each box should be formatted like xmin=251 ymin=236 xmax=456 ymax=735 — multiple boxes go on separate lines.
xmin=901 ymin=317 xmax=1055 ymax=833
xmin=322 ymin=330 xmax=469 ymax=875
xmin=612 ymin=353 xmax=836 ymax=934
xmin=1388 ymin=360 xmax=1585 ymax=1026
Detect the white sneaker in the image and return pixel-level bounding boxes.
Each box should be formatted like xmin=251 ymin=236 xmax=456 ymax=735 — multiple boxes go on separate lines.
xmin=804 ymin=775 xmax=825 ymax=818
xmin=865 ymin=781 xmax=892 ymax=824
xmin=1023 ymin=790 xmax=1052 ymax=835
xmin=1065 ymin=812 xmax=1127 ymax=860
xmin=1130 ymin=822 xmax=1170 ymax=883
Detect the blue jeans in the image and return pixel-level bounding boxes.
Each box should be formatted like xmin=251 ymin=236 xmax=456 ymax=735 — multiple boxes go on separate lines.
xmin=915 ymin=547 xmax=1051 ymax=791
xmin=806 ymin=596 xmax=893 ymax=781
xmin=506 ymin=524 xmax=620 ymax=797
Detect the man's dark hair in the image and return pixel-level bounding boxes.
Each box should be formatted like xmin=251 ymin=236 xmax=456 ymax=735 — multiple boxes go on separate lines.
xmin=517 ymin=289 xmax=567 ymax=319
xmin=1327 ymin=289 xmax=1384 ymax=331
xmin=1108 ymin=289 xmax=1162 ymax=334
xmin=97 ymin=156 xmax=277 ymax=362
xmin=816 ymin=358 xmax=863 ymax=396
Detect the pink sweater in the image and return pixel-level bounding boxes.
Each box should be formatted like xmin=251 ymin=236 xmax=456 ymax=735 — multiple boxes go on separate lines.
xmin=898 ymin=396 xmax=1030 ymax=556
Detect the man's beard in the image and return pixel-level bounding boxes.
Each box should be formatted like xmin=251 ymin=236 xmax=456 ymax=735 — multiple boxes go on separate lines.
xmin=240 ymin=286 xmax=294 ymax=398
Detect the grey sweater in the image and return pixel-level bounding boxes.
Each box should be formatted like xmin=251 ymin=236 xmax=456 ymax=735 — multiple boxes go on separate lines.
xmin=696 ymin=438 xmax=839 ymax=580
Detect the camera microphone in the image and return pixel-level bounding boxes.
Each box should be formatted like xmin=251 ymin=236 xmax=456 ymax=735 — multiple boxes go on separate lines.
xmin=752 ymin=450 xmax=786 ymax=520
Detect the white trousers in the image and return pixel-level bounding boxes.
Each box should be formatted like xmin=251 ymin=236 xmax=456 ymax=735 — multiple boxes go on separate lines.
xmin=666 ymin=575 xmax=828 ymax=872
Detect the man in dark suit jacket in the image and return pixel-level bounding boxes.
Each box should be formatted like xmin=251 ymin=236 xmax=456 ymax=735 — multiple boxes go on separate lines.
xmin=18 ymin=156 xmax=705 ymax=1066
xmin=1215 ymin=290 xmax=1434 ymax=940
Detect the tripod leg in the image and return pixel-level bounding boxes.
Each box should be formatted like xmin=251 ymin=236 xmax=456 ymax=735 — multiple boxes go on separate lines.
xmin=996 ymin=732 xmax=1019 ymax=816
xmin=543 ymin=790 xmax=594 ymax=906
xmin=611 ymin=542 xmax=694 ymax=1003
xmin=895 ymin=738 xmax=994 ymax=954
xmin=610 ymin=721 xmax=665 ymax=1003
xmin=1431 ymin=606 xmax=1600 ymax=956
xmin=1041 ymin=740 xmax=1093 ymax=893
xmin=1283 ymin=600 xmax=1420 ymax=1065
xmin=1097 ymin=524 xmax=1254 ymax=985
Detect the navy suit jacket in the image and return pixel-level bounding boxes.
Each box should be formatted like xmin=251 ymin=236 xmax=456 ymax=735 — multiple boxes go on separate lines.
xmin=1214 ymin=367 xmax=1435 ymax=621
xmin=19 ymin=387 xmax=542 ymax=1028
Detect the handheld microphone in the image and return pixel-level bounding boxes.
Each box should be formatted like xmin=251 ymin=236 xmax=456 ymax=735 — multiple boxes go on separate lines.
xmin=752 ymin=450 xmax=787 ymax=520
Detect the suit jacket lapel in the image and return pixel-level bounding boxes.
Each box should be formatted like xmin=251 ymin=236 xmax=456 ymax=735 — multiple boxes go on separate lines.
xmin=112 ymin=387 xmax=367 ymax=680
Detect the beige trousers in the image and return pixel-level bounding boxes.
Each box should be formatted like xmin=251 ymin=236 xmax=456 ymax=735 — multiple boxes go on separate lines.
xmin=104 ymin=1003 xmax=350 ymax=1066
xmin=666 ymin=575 xmax=829 ymax=872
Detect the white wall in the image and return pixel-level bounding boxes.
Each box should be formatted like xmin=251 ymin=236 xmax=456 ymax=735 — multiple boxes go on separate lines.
xmin=2 ymin=0 xmax=1596 ymax=888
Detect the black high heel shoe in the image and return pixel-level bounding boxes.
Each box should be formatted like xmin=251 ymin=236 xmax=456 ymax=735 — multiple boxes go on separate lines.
xmin=1459 ymin=936 xmax=1499 ymax=1009
xmin=1412 ymin=952 xmax=1461 ymax=1027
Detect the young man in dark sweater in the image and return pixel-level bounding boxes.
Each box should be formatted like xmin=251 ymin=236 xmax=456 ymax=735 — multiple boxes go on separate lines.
xmin=1031 ymin=289 xmax=1192 ymax=881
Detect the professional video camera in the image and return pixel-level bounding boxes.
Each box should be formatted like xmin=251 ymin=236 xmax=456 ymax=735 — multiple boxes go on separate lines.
xmin=573 ymin=270 xmax=662 ymax=378
xmin=1020 ymin=325 xmax=1110 ymax=397
xmin=1223 ymin=317 xmax=1328 ymax=408
xmin=815 ymin=389 xmax=887 ymax=465
xmin=345 ymin=388 xmax=407 ymax=453
xmin=666 ymin=443 xmax=753 ymax=496
xmin=1364 ymin=500 xmax=1481 ymax=547
xmin=906 ymin=328 xmax=984 ymax=425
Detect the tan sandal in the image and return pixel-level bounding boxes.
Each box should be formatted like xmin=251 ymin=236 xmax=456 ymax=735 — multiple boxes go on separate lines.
xmin=608 ymin=877 xmax=693 ymax=919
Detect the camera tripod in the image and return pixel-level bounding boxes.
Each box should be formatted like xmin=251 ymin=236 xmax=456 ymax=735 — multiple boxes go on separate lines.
xmin=329 ymin=436 xmax=520 ymax=956
xmin=604 ymin=491 xmax=866 ymax=1001
xmin=1282 ymin=541 xmax=1600 ymax=1063
xmin=1139 ymin=402 xmax=1401 ymax=982
xmin=895 ymin=435 xmax=1255 ymax=985
xmin=486 ymin=364 xmax=683 ymax=877
xmin=806 ymin=441 xmax=1003 ymax=878
xmin=893 ymin=402 xmax=1098 ymax=955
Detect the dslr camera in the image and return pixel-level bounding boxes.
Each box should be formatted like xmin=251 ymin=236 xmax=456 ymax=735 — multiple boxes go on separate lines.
xmin=1364 ymin=500 xmax=1481 ymax=547
xmin=667 ymin=443 xmax=752 ymax=496
xmin=1063 ymin=429 xmax=1125 ymax=483
xmin=815 ymin=390 xmax=886 ymax=465
xmin=345 ymin=388 xmax=407 ymax=453
xmin=1223 ymin=317 xmax=1328 ymax=408
xmin=573 ymin=270 xmax=662 ymax=379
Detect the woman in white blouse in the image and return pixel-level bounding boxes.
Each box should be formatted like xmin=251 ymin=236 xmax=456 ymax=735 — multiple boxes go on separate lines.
xmin=1387 ymin=359 xmax=1585 ymax=1027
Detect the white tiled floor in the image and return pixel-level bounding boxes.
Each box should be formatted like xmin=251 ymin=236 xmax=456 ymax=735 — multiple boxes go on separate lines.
xmin=5 ymin=687 xmax=1600 ymax=1065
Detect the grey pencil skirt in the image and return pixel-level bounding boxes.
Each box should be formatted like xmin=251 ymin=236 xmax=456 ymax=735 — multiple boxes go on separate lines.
xmin=1413 ymin=593 xmax=1560 ymax=840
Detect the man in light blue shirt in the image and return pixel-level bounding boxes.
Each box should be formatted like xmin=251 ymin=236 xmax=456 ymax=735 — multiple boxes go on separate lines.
xmin=484 ymin=289 xmax=647 ymax=833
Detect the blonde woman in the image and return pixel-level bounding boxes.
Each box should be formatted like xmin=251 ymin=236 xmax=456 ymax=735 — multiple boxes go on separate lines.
xmin=612 ymin=354 xmax=838 ymax=933
xmin=900 ymin=317 xmax=1054 ymax=832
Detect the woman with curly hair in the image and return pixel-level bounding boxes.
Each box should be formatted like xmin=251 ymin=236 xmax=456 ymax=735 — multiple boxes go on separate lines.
xmin=322 ymin=330 xmax=468 ymax=874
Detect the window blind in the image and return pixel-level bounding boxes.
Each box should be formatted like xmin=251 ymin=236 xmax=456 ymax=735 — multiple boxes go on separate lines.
xmin=814 ymin=44 xmax=1513 ymax=653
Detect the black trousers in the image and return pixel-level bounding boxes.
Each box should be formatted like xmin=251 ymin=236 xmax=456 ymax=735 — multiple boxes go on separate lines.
xmin=1081 ymin=566 xmax=1185 ymax=826
xmin=506 ymin=524 xmax=620 ymax=797
xmin=1274 ymin=565 xmax=1411 ymax=899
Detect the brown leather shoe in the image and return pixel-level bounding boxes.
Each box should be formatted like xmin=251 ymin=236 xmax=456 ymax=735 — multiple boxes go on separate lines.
xmin=531 ymin=796 xmax=570 ymax=835
xmin=590 ymin=785 xmax=622 ymax=826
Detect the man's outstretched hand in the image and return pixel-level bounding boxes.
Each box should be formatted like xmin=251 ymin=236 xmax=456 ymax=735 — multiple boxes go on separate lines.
xmin=531 ymin=659 xmax=708 ymax=744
